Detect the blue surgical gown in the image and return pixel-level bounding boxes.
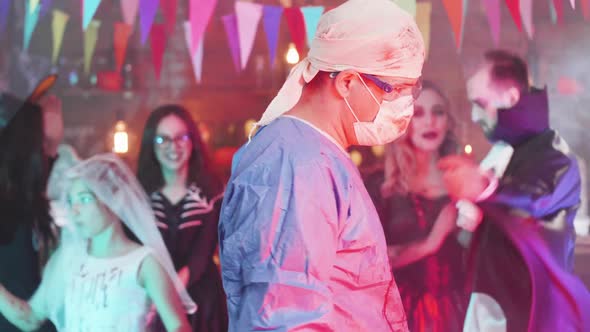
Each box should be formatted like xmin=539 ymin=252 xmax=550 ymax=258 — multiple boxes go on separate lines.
xmin=218 ymin=117 xmax=408 ymax=331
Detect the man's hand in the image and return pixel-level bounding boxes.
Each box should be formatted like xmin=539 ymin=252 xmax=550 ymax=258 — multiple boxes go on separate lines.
xmin=38 ymin=95 xmax=64 ymax=157
xmin=438 ymin=155 xmax=489 ymax=201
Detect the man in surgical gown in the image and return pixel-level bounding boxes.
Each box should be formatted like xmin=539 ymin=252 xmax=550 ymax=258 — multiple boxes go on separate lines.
xmin=218 ymin=0 xmax=425 ymax=330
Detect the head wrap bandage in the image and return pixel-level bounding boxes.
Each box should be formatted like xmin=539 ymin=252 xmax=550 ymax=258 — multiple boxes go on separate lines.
xmin=253 ymin=0 xmax=425 ymax=132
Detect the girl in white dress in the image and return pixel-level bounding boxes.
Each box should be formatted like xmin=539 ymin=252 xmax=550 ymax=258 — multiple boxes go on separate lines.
xmin=0 ymin=154 xmax=196 ymax=331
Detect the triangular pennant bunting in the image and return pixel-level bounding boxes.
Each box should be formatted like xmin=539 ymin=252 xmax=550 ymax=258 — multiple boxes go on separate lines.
xmin=0 ymin=0 xmax=11 ymax=36
xmin=183 ymin=21 xmax=205 ymax=83
xmin=24 ymin=0 xmax=41 ymax=51
xmin=84 ymin=19 xmax=100 ymax=74
xmin=121 ymin=0 xmax=139 ymax=26
xmin=284 ymin=7 xmax=306 ymax=56
xmin=40 ymin=0 xmax=52 ymax=18
xmin=29 ymin=0 xmax=39 ymax=13
xmin=262 ymin=5 xmax=282 ymax=67
xmin=549 ymin=0 xmax=558 ymax=24
xmin=140 ymin=0 xmax=159 ymax=45
xmin=415 ymin=2 xmax=432 ymax=57
xmin=570 ymin=0 xmax=576 ymax=9
xmin=552 ymin=0 xmax=564 ymax=24
xmin=300 ymin=6 xmax=324 ymax=47
xmin=51 ymin=9 xmax=69 ymax=64
xmin=162 ymin=0 xmax=176 ymax=34
xmin=150 ymin=23 xmax=166 ymax=80
xmin=482 ymin=0 xmax=500 ymax=45
xmin=114 ymin=22 xmax=132 ymax=72
xmin=190 ymin=0 xmax=217 ymax=54
xmin=222 ymin=14 xmax=241 ymax=73
xmin=504 ymin=0 xmax=523 ymax=31
xmin=82 ymin=0 xmax=101 ymax=30
xmin=442 ymin=0 xmax=463 ymax=49
xmin=520 ymin=0 xmax=534 ymax=39
xmin=235 ymin=1 xmax=263 ymax=70
xmin=582 ymin=0 xmax=590 ymax=20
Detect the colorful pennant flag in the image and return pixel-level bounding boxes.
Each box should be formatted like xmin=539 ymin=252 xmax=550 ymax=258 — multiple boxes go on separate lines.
xmin=222 ymin=14 xmax=241 ymax=73
xmin=0 ymin=0 xmax=11 ymax=36
xmin=84 ymin=19 xmax=100 ymax=74
xmin=183 ymin=21 xmax=205 ymax=83
xmin=189 ymin=0 xmax=217 ymax=54
xmin=235 ymin=1 xmax=263 ymax=70
xmin=114 ymin=22 xmax=132 ymax=72
xmin=121 ymin=0 xmax=139 ymax=26
xmin=415 ymin=2 xmax=432 ymax=57
xmin=140 ymin=0 xmax=159 ymax=45
xmin=552 ymin=0 xmax=564 ymax=24
xmin=301 ymin=6 xmax=324 ymax=47
xmin=29 ymin=0 xmax=39 ymax=13
xmin=482 ymin=0 xmax=500 ymax=45
xmin=441 ymin=0 xmax=464 ymax=49
xmin=150 ymin=23 xmax=166 ymax=80
xmin=504 ymin=0 xmax=523 ymax=31
xmin=40 ymin=0 xmax=52 ymax=18
xmin=520 ymin=0 xmax=534 ymax=39
xmin=582 ymin=0 xmax=590 ymax=20
xmin=284 ymin=7 xmax=306 ymax=56
xmin=82 ymin=0 xmax=101 ymax=30
xmin=262 ymin=5 xmax=282 ymax=67
xmin=549 ymin=0 xmax=558 ymax=24
xmin=24 ymin=0 xmax=41 ymax=51
xmin=394 ymin=0 xmax=417 ymax=17
xmin=162 ymin=0 xmax=176 ymax=34
xmin=51 ymin=9 xmax=69 ymax=64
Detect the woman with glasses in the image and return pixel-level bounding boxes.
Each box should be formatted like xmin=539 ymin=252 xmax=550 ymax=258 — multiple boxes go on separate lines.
xmin=137 ymin=105 xmax=227 ymax=332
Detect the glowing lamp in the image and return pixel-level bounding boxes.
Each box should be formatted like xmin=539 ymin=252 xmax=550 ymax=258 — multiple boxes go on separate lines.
xmin=464 ymin=144 xmax=473 ymax=155
xmin=350 ymin=150 xmax=363 ymax=166
xmin=371 ymin=145 xmax=385 ymax=158
xmin=285 ymin=43 xmax=300 ymax=65
xmin=113 ymin=121 xmax=129 ymax=154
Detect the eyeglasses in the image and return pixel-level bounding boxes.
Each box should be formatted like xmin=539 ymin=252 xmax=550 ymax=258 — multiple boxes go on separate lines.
xmin=154 ymin=133 xmax=191 ymax=148
xmin=329 ymin=72 xmax=422 ymax=100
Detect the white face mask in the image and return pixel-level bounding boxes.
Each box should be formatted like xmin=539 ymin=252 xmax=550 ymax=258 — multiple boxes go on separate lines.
xmin=344 ymin=75 xmax=415 ymax=146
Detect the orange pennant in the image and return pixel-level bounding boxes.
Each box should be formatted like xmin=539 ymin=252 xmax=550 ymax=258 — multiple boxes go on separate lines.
xmin=442 ymin=0 xmax=463 ymax=49
xmin=114 ymin=22 xmax=132 ymax=72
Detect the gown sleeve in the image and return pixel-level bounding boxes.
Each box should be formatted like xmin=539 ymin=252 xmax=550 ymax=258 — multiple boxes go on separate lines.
xmin=219 ymin=158 xmax=341 ymax=331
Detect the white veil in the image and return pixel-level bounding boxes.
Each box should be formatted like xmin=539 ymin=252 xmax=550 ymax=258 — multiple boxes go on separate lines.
xmin=39 ymin=153 xmax=196 ymax=328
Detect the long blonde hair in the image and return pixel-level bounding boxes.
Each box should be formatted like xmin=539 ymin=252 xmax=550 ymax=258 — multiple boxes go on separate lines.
xmin=381 ymin=81 xmax=459 ymax=198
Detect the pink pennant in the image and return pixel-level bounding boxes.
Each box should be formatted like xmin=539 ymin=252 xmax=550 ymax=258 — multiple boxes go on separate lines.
xmin=504 ymin=0 xmax=523 ymax=31
xmin=120 ymin=0 xmax=139 ymax=26
xmin=162 ymin=0 xmax=176 ymax=35
xmin=570 ymin=0 xmax=576 ymax=8
xmin=582 ymin=0 xmax=590 ymax=20
xmin=552 ymin=0 xmax=564 ymax=24
xmin=235 ymin=2 xmax=263 ymax=70
xmin=482 ymin=0 xmax=500 ymax=46
xmin=183 ymin=21 xmax=205 ymax=83
xmin=520 ymin=0 xmax=534 ymax=39
xmin=190 ymin=0 xmax=217 ymax=54
xmin=150 ymin=23 xmax=166 ymax=80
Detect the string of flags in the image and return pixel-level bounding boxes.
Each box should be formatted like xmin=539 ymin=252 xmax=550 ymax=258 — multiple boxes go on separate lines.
xmin=0 ymin=0 xmax=588 ymax=84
